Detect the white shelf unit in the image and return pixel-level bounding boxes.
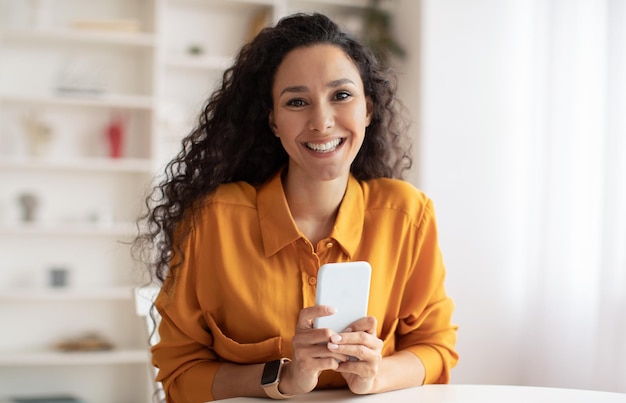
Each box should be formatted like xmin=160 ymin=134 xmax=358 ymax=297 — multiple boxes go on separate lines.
xmin=0 ymin=26 xmax=157 ymax=47
xmin=0 ymin=92 xmax=155 ymax=110
xmin=0 ymin=349 xmax=150 ymax=367
xmin=0 ymin=0 xmax=157 ymax=402
xmin=0 ymin=0 xmax=374 ymax=402
xmin=0 ymin=156 xmax=153 ymax=174
xmin=0 ymin=286 xmax=136 ymax=301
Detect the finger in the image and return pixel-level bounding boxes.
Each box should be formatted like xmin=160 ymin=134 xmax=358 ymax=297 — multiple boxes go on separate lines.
xmin=334 ymin=359 xmax=378 ymax=380
xmin=289 ymin=343 xmax=348 ymax=379
xmin=292 ymin=340 xmax=348 ymax=360
xmin=331 ymin=339 xmax=382 ymax=375
xmin=312 ymin=345 xmax=350 ymax=362
xmin=327 ymin=333 xmax=383 ymax=361
xmin=293 ymin=327 xmax=338 ymax=349
xmin=344 ymin=316 xmax=377 ymax=335
xmin=335 ymin=331 xmax=382 ymax=350
xmin=297 ymin=305 xmax=337 ymax=331
xmin=329 ymin=343 xmax=373 ymax=362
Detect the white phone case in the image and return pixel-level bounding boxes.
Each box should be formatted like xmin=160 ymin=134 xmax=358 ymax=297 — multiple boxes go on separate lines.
xmin=313 ymin=261 xmax=372 ymax=333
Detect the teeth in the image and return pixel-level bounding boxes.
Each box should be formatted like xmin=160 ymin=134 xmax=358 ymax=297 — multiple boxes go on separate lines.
xmin=306 ymin=138 xmax=342 ymax=153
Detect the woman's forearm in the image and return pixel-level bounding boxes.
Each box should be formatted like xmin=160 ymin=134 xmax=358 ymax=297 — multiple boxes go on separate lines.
xmin=211 ymin=351 xmax=425 ymax=400
xmin=211 ymin=362 xmax=267 ymax=400
xmin=372 ymin=350 xmax=425 ymax=393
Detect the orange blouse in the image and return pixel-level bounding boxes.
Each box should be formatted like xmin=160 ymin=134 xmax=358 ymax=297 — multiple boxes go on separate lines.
xmin=152 ymin=172 xmax=458 ymax=402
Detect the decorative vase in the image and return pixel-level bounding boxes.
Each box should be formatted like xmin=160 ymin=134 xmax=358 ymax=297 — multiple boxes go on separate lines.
xmin=106 ymin=117 xmax=125 ymax=158
xmin=22 ymin=113 xmax=53 ymax=157
xmin=18 ymin=193 xmax=39 ymax=222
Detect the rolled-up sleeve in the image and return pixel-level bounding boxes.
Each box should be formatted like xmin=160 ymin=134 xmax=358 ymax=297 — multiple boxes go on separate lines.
xmin=152 ymin=226 xmax=223 ymax=403
xmin=396 ymin=199 xmax=459 ymax=384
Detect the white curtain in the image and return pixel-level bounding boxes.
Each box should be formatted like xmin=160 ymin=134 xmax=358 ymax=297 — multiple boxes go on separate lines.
xmin=518 ymin=0 xmax=626 ymax=393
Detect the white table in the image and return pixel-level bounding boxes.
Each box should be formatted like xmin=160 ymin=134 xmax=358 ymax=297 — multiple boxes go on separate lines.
xmin=220 ymin=384 xmax=626 ymax=402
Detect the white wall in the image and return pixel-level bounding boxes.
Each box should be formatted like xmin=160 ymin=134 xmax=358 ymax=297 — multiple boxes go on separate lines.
xmin=394 ymin=0 xmax=534 ymax=385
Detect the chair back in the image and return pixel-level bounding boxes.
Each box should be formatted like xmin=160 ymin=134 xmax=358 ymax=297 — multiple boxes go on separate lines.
xmin=135 ymin=286 xmax=165 ymax=403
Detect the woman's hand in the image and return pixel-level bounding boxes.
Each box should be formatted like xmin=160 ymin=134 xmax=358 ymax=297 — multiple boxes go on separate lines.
xmin=327 ymin=316 xmax=383 ymax=395
xmin=280 ymin=305 xmax=349 ymax=395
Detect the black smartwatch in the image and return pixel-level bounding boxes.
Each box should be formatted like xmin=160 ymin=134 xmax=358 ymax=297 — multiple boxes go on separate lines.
xmin=261 ymin=358 xmax=293 ymax=399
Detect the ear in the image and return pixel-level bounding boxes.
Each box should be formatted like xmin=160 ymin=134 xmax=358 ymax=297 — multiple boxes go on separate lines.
xmin=268 ymin=112 xmax=279 ymax=137
xmin=365 ymin=97 xmax=373 ymax=127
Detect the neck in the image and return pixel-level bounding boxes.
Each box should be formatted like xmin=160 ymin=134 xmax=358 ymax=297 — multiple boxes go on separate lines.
xmin=283 ymin=172 xmax=348 ymax=246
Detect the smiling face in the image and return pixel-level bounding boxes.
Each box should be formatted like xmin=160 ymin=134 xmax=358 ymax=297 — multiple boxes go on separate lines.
xmin=270 ymin=44 xmax=372 ymax=185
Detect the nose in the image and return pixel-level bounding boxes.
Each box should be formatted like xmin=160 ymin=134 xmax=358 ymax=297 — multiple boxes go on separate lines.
xmin=309 ymin=102 xmax=334 ymax=132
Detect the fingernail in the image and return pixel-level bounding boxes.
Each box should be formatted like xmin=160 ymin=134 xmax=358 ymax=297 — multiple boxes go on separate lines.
xmin=343 ymin=327 xmax=352 ymax=333
xmin=328 ymin=342 xmax=339 ymax=350
xmin=330 ymin=334 xmax=342 ymax=343
xmin=327 ymin=306 xmax=337 ymax=314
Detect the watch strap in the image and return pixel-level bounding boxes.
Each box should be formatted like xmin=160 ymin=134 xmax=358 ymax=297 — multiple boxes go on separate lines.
xmin=262 ymin=358 xmax=293 ymax=399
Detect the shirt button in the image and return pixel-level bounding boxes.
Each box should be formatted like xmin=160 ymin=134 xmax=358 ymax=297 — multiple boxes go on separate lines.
xmin=326 ymin=242 xmax=333 ymax=248
xmin=308 ymin=277 xmax=317 ymax=285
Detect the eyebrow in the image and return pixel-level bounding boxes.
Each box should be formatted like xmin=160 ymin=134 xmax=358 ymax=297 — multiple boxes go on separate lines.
xmin=279 ymin=78 xmax=356 ymax=97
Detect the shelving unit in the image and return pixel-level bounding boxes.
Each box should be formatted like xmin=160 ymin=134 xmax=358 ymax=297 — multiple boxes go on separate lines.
xmin=0 ymin=26 xmax=157 ymax=47
xmin=0 ymin=0 xmax=376 ymax=402
xmin=0 ymin=93 xmax=155 ymax=109
xmin=0 ymin=157 xmax=153 ymax=173
xmin=0 ymin=349 xmax=149 ymax=367
xmin=0 ymin=1 xmax=156 ymax=402
xmin=0 ymin=286 xmax=136 ymax=301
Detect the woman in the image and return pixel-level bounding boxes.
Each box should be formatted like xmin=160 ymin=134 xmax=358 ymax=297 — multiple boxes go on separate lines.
xmin=134 ymin=12 xmax=458 ymax=402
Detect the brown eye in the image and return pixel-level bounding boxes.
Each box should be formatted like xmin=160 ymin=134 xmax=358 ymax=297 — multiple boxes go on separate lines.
xmin=334 ymin=91 xmax=352 ymax=101
xmin=286 ymin=98 xmax=307 ymax=107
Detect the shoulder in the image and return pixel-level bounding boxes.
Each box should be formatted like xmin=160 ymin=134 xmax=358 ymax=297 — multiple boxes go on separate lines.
xmin=203 ymin=181 xmax=258 ymax=209
xmin=360 ymin=178 xmax=434 ymax=220
xmin=189 ymin=182 xmax=259 ymax=232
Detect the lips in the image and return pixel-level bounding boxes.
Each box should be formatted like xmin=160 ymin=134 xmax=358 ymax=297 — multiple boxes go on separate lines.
xmin=305 ymin=138 xmax=344 ymax=153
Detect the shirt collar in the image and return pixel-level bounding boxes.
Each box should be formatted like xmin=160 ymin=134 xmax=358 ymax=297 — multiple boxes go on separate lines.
xmin=258 ymin=170 xmax=301 ymax=257
xmin=258 ymin=170 xmax=365 ymax=258
xmin=330 ymin=175 xmax=364 ymax=259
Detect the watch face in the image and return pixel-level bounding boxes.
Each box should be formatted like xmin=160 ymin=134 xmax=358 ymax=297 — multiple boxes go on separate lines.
xmin=261 ymin=359 xmax=282 ymax=385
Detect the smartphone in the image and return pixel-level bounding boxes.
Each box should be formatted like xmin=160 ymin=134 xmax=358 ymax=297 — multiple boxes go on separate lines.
xmin=313 ymin=261 xmax=372 ymax=333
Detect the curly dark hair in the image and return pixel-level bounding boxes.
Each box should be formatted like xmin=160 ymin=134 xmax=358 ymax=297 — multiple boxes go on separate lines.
xmin=133 ymin=12 xmax=412 ymax=287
